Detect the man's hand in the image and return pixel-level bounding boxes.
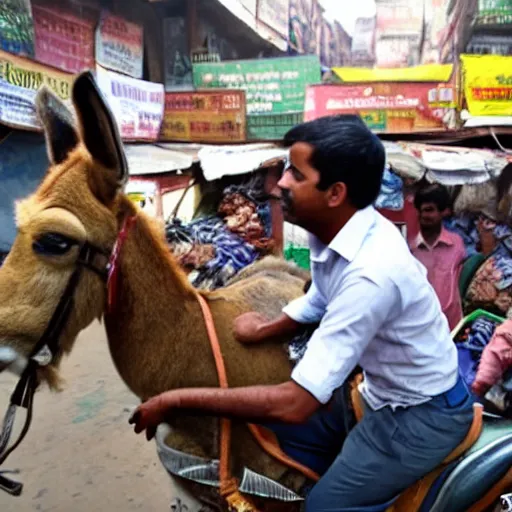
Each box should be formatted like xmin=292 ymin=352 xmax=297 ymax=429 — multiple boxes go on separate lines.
xmin=471 ymin=380 xmax=490 ymax=397
xmin=128 ymin=382 xmax=321 ymax=441
xmin=129 ymin=393 xmax=178 ymax=441
xmin=233 ymin=312 xmax=268 ymax=344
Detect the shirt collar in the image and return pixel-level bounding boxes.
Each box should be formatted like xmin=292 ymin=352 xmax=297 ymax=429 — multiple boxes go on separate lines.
xmin=414 ymin=227 xmax=454 ymax=250
xmin=309 ymin=206 xmax=377 ymax=263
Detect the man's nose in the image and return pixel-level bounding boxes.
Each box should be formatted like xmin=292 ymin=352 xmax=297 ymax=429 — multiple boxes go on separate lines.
xmin=277 ymin=170 xmax=290 ymax=190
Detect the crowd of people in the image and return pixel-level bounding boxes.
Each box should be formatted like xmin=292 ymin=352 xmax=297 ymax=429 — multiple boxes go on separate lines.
xmin=406 ymin=182 xmax=512 ymax=407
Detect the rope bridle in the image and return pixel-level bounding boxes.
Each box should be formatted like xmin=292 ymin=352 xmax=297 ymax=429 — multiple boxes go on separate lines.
xmin=0 ymin=240 xmax=111 ymax=495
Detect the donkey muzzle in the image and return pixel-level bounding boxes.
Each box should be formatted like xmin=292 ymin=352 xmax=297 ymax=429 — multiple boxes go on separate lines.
xmin=0 ymin=348 xmax=28 ymax=376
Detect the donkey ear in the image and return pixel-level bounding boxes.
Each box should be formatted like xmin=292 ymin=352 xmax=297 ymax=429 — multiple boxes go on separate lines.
xmin=36 ymin=87 xmax=79 ymax=165
xmin=72 ymin=71 xmax=128 ymax=199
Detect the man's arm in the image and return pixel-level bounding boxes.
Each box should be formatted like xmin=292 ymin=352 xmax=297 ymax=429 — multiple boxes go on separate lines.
xmin=234 ymin=280 xmax=327 ymax=344
xmin=234 ymin=312 xmax=301 ymax=344
xmin=130 ymin=381 xmax=321 ymax=440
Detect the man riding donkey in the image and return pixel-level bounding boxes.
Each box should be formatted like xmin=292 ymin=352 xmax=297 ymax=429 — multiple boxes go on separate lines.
xmin=130 ymin=115 xmax=474 ymax=510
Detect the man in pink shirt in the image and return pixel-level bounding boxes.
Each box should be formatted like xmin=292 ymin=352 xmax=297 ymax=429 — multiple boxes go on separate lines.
xmin=411 ymin=184 xmax=466 ymax=331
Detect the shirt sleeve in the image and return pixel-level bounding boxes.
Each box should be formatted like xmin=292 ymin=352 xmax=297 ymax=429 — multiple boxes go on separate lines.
xmin=291 ymin=273 xmax=400 ymax=404
xmin=282 ymin=279 xmax=327 ymax=324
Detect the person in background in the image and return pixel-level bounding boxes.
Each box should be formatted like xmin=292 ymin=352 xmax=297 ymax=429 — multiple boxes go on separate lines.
xmin=411 ymin=184 xmax=466 ymax=331
xmin=472 ymin=319 xmax=512 ymax=397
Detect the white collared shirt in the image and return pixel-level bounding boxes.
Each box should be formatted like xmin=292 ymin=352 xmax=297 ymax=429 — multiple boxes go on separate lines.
xmin=283 ymin=206 xmax=459 ymax=410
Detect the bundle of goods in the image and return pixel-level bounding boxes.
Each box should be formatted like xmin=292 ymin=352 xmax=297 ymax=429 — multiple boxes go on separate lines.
xmin=166 ymin=181 xmax=274 ymax=290
xmin=375 ymin=166 xmax=404 ymax=211
xmin=444 ymin=214 xmax=512 ymax=258
xmin=465 ymin=236 xmax=512 ymax=318
xmin=218 ymin=186 xmax=274 ymax=251
xmin=166 ymin=217 xmax=259 ymax=290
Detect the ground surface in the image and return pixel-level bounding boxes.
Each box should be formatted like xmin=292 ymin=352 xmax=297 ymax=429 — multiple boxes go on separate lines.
xmin=0 ymin=321 xmax=172 ymax=511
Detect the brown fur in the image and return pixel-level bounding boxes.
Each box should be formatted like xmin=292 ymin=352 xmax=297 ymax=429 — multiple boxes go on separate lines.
xmin=0 ymin=73 xmax=309 ymax=501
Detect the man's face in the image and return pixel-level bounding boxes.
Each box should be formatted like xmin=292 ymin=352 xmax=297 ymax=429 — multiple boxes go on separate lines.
xmin=418 ymin=202 xmax=444 ymax=230
xmin=277 ymin=142 xmax=339 ymax=229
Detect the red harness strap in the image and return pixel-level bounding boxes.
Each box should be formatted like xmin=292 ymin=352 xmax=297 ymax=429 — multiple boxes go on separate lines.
xmin=107 ymin=215 xmax=137 ymax=313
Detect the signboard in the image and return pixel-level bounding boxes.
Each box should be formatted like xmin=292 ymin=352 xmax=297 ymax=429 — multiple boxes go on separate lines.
xmin=96 ymin=66 xmax=164 ymax=141
xmin=376 ymin=0 xmax=424 ymax=37
xmin=477 ymin=0 xmax=512 ymax=25
xmin=351 ymin=17 xmax=376 ymax=65
xmin=257 ymin=0 xmax=290 ymax=37
xmin=0 ymin=49 xmax=72 ymax=130
xmin=96 ymin=11 xmax=143 ymax=79
xmin=193 ymin=55 xmax=321 ymax=140
xmin=161 ymin=90 xmax=246 ymax=142
xmin=289 ymin=0 xmax=312 ymax=54
xmin=163 ymin=17 xmax=193 ymax=91
xmin=304 ymin=83 xmax=457 ymax=133
xmin=461 ymin=54 xmax=512 ymax=117
xmin=0 ymin=0 xmax=35 ymax=56
xmin=33 ymin=4 xmax=95 ymax=74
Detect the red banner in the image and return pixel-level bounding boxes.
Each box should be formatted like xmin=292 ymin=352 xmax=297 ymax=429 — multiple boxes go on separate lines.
xmin=305 ymin=83 xmax=456 ymax=133
xmin=33 ymin=4 xmax=95 ymax=74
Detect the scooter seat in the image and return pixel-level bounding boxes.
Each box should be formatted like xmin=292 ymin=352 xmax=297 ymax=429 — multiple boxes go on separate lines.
xmin=424 ymin=416 xmax=512 ymax=512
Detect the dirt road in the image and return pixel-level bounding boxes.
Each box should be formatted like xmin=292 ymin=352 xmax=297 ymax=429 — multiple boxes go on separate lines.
xmin=0 ymin=321 xmax=172 ymax=511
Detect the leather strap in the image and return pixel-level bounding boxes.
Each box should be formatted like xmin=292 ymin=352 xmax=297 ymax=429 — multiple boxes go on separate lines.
xmin=195 ymin=293 xmax=260 ymax=511
xmin=195 ymin=293 xmax=231 ymax=485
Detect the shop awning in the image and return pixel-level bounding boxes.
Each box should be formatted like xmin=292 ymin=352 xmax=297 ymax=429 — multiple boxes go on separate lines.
xmin=332 ymin=64 xmax=454 ymax=83
xmin=125 ymin=143 xmax=194 ymax=175
xmin=198 ymin=143 xmax=288 ymax=181
xmin=385 ymin=141 xmax=510 ymax=185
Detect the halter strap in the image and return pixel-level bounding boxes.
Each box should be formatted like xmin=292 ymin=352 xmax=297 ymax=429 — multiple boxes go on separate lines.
xmin=0 ymin=241 xmax=109 ymax=496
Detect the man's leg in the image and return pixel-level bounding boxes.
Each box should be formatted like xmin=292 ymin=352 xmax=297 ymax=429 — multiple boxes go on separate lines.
xmin=305 ymin=384 xmax=474 ymax=510
xmin=264 ymin=384 xmax=355 ymax=476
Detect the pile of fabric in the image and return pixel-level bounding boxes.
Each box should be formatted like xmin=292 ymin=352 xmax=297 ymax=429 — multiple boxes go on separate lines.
xmin=166 ymin=178 xmax=274 ymax=290
xmin=444 ymin=214 xmax=512 ymax=258
xmin=465 ymin=236 xmax=512 ymax=317
xmin=375 ymin=167 xmax=404 ymax=211
xmin=166 ymin=217 xmax=259 ymax=290
xmin=218 ymin=187 xmax=274 ymax=252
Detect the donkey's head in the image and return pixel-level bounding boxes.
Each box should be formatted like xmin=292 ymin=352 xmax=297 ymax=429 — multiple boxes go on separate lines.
xmin=0 ymin=71 xmax=129 ymax=386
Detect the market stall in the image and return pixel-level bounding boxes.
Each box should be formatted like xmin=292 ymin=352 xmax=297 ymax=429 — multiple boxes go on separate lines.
xmin=166 ymin=143 xmax=289 ymax=290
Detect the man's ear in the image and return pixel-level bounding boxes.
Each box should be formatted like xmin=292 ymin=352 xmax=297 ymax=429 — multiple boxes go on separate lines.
xmin=327 ymin=182 xmax=347 ymax=208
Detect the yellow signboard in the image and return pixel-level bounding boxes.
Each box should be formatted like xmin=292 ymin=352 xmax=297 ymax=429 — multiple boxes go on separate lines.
xmin=461 ymin=54 xmax=512 ymax=116
xmin=0 ymin=49 xmax=73 ymax=129
xmin=0 ymin=49 xmax=72 ymax=100
xmin=332 ymin=64 xmax=454 ymax=83
xmin=161 ymin=91 xmax=246 ymax=143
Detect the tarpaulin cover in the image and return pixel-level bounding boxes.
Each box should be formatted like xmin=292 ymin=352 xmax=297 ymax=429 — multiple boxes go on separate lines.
xmin=0 ymin=131 xmax=48 ymax=252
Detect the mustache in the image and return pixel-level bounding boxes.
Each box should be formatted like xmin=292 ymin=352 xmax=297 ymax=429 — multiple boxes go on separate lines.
xmin=281 ymin=189 xmax=293 ymax=206
xmin=259 ymin=189 xmax=292 ymax=203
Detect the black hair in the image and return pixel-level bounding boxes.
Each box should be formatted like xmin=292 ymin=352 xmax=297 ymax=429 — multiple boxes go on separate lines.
xmin=283 ymin=115 xmax=386 ymax=209
xmin=414 ymin=183 xmax=451 ymax=212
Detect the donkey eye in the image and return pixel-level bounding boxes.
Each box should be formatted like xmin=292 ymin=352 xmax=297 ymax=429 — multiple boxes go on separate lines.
xmin=33 ymin=233 xmax=78 ymax=256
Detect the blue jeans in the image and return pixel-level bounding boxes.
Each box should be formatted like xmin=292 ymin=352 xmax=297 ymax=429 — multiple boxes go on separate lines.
xmin=267 ymin=376 xmax=474 ymax=511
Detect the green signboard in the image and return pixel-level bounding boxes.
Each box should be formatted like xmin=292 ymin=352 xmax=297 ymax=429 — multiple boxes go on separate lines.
xmin=193 ymin=55 xmax=321 ymax=140
xmin=0 ymin=0 xmax=35 ymax=56
xmin=477 ymin=0 xmax=512 ymax=24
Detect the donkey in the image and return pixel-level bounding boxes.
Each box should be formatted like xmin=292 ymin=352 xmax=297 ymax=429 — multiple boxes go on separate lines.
xmin=0 ymin=72 xmax=511 ymax=512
